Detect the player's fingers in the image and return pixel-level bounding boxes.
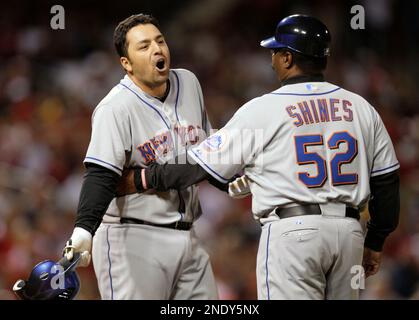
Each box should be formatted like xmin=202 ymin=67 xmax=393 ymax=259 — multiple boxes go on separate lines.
xmin=63 ymin=239 xmax=74 ymax=261
xmin=237 ymin=177 xmax=246 ymax=191
xmin=79 ymin=251 xmax=91 ymax=267
xmin=369 ymin=264 xmax=379 ymax=277
xmin=238 ymin=176 xmax=249 ymax=192
xmin=229 ymin=177 xmax=251 ymax=198
xmin=231 ymin=180 xmax=240 ymax=193
xmin=65 ymin=247 xmax=74 ymax=262
xmin=363 ymin=263 xmax=378 ymax=278
xmin=242 ymin=176 xmax=249 ymax=188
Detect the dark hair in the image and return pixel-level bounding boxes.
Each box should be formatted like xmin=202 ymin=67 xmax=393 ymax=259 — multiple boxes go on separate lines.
xmin=275 ymin=48 xmax=327 ymax=74
xmin=113 ymin=14 xmax=160 ymax=58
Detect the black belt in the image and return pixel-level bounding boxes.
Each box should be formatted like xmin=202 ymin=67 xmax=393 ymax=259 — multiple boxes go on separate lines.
xmin=275 ymin=204 xmax=360 ymax=220
xmin=120 ymin=217 xmax=193 ymax=231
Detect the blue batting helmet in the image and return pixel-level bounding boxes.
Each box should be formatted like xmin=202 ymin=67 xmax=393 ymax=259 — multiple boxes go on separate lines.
xmin=13 ymin=253 xmax=81 ymax=300
xmin=260 ymin=14 xmax=331 ymax=57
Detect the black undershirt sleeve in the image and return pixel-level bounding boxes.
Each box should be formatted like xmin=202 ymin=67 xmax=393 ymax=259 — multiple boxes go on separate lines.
xmin=74 ymin=163 xmax=120 ymax=236
xmin=364 ymin=169 xmax=400 ymax=252
xmin=145 ymin=161 xmax=208 ymax=191
xmin=137 ymin=155 xmax=230 ymax=193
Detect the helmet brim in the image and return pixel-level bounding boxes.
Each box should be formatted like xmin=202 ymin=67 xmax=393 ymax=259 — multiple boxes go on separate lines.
xmin=260 ymin=36 xmax=285 ymax=49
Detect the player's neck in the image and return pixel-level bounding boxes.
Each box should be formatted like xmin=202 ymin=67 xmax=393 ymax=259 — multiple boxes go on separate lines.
xmin=155 ymin=81 xmax=170 ymax=102
xmin=128 ymin=75 xmax=168 ymax=100
xmin=281 ymin=74 xmax=324 ymax=86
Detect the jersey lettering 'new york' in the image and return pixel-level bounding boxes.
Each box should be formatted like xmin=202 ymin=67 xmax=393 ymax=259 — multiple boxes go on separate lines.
xmin=85 ymin=69 xmax=211 ymax=224
xmin=188 ymin=82 xmax=399 ymax=221
xmin=138 ymin=124 xmax=203 ymax=164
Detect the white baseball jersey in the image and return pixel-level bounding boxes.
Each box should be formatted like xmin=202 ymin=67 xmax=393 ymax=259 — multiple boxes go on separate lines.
xmin=188 ymin=81 xmax=399 ymax=224
xmin=84 ymin=69 xmax=211 ymax=224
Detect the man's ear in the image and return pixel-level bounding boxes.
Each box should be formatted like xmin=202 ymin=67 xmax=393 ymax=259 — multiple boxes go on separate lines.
xmin=120 ymin=56 xmax=133 ymax=73
xmin=283 ymin=51 xmax=293 ymax=69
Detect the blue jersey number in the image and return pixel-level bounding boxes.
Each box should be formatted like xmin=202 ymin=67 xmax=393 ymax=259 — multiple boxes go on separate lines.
xmin=294 ymin=132 xmax=358 ymax=188
xmin=294 ymin=135 xmax=327 ymax=188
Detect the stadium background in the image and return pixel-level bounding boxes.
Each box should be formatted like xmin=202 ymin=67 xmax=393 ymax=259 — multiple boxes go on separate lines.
xmin=0 ymin=0 xmax=418 ymax=299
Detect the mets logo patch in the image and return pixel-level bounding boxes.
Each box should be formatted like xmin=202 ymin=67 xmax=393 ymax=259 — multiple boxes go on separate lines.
xmin=202 ymin=131 xmax=227 ymax=152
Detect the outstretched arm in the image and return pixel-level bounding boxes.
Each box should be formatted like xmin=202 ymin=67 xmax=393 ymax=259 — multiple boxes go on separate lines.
xmin=116 ymin=155 xmax=231 ymax=196
xmin=145 ymin=160 xmax=212 ymax=191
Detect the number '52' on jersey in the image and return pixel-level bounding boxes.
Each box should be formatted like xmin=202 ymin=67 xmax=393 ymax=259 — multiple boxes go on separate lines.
xmin=188 ymin=81 xmax=399 ymax=219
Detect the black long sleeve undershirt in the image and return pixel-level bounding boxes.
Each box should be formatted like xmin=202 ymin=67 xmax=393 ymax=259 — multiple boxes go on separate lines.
xmin=141 ymin=155 xmax=231 ymax=193
xmin=365 ymin=169 xmax=400 ymax=251
xmin=145 ymin=162 xmax=208 ymax=191
xmin=75 ymin=163 xmax=119 ymax=236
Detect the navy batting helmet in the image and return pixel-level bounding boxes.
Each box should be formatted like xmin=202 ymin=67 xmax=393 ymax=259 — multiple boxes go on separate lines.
xmin=13 ymin=253 xmax=81 ymax=300
xmin=260 ymin=14 xmax=331 ymax=58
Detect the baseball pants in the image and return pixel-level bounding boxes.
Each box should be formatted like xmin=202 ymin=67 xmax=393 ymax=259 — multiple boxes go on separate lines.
xmin=92 ymin=222 xmax=218 ymax=300
xmin=257 ymin=214 xmax=364 ymax=299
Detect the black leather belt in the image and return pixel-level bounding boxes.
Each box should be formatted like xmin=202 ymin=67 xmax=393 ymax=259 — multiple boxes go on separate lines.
xmin=120 ymin=217 xmax=193 ymax=231
xmin=275 ymin=204 xmax=360 ymax=220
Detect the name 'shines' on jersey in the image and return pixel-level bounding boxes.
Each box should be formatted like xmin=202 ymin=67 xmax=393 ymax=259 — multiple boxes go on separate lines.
xmin=287 ymin=98 xmax=353 ymax=127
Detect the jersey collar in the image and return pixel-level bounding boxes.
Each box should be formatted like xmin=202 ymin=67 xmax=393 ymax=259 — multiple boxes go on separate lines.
xmin=120 ymin=73 xmax=174 ymax=105
xmin=155 ymin=80 xmax=170 ymax=102
xmin=281 ymin=74 xmax=325 ymax=87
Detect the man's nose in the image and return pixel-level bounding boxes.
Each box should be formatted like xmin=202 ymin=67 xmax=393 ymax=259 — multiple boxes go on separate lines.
xmin=151 ymin=41 xmax=162 ymax=54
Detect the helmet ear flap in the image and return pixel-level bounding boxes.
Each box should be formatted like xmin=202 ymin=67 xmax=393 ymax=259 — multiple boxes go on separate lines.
xmin=13 ymin=279 xmax=28 ymax=300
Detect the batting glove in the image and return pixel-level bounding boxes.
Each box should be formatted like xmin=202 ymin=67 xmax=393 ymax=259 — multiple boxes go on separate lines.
xmin=63 ymin=227 xmax=92 ymax=267
xmin=228 ymin=175 xmax=251 ymax=199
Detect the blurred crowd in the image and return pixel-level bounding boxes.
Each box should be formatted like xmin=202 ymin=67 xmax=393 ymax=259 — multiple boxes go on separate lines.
xmin=0 ymin=0 xmax=418 ymax=300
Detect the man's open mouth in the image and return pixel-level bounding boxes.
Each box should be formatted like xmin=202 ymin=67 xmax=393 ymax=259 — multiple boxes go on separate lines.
xmin=156 ymin=58 xmax=165 ymax=71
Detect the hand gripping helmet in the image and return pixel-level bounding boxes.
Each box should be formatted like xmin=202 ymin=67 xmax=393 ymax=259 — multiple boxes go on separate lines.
xmin=13 ymin=253 xmax=81 ymax=300
xmin=260 ymin=14 xmax=331 ymax=58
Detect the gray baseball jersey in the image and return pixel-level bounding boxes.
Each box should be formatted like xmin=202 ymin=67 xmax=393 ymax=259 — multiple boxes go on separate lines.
xmin=188 ymin=81 xmax=399 ymax=224
xmin=86 ymin=68 xmax=217 ymax=299
xmin=85 ymin=68 xmax=210 ymax=224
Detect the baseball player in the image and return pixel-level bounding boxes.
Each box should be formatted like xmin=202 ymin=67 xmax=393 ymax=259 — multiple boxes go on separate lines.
xmin=62 ymin=13 xmax=228 ymax=299
xmin=118 ymin=15 xmax=400 ymax=299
